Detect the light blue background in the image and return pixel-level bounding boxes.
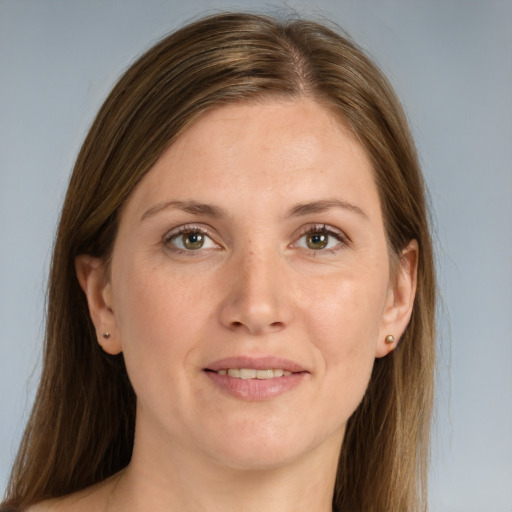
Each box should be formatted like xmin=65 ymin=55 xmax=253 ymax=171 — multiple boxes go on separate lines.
xmin=1 ymin=1 xmax=511 ymax=510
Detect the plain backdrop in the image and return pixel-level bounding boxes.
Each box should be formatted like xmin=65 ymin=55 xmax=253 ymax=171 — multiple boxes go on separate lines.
xmin=1 ymin=1 xmax=511 ymax=510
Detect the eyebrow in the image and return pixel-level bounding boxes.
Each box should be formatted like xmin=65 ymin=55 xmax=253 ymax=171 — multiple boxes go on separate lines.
xmin=141 ymin=200 xmax=226 ymax=221
xmin=140 ymin=198 xmax=367 ymax=221
xmin=288 ymin=199 xmax=368 ymax=219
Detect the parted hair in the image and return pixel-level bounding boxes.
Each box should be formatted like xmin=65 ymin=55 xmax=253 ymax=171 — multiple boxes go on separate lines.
xmin=2 ymin=12 xmax=435 ymax=512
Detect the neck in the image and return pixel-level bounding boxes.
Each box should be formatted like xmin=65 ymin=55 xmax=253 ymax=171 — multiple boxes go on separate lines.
xmin=108 ymin=423 xmax=342 ymax=512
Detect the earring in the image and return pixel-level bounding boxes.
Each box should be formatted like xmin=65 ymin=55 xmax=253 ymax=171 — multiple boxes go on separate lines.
xmin=385 ymin=334 xmax=395 ymax=344
xmin=102 ymin=332 xmax=111 ymax=339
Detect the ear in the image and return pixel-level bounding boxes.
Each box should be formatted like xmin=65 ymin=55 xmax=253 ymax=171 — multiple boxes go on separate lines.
xmin=75 ymin=255 xmax=122 ymax=355
xmin=375 ymin=240 xmax=418 ymax=358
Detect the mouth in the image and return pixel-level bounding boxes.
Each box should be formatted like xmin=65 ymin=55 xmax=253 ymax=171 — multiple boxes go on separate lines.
xmin=208 ymin=368 xmax=293 ymax=379
xmin=205 ymin=356 xmax=307 ymax=376
xmin=203 ymin=357 xmax=308 ymax=400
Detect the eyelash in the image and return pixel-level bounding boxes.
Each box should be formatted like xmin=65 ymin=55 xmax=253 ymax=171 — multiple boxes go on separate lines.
xmin=162 ymin=224 xmax=350 ymax=256
xmin=293 ymin=224 xmax=350 ymax=255
xmin=163 ymin=225 xmax=218 ymax=256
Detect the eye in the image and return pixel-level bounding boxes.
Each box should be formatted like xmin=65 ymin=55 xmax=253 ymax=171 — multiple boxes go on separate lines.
xmin=294 ymin=225 xmax=347 ymax=252
xmin=304 ymin=232 xmax=330 ymax=250
xmin=165 ymin=227 xmax=218 ymax=252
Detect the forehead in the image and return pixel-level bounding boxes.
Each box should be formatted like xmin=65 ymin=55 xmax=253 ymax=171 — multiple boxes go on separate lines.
xmin=171 ymin=99 xmax=366 ymax=172
xmin=122 ymin=98 xmax=380 ymax=221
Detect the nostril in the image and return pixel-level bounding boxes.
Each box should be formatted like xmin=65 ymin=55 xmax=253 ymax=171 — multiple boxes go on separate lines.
xmin=229 ymin=320 xmax=283 ymax=332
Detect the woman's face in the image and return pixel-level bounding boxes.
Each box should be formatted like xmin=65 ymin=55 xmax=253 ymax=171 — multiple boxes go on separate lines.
xmin=80 ymin=99 xmax=416 ymax=471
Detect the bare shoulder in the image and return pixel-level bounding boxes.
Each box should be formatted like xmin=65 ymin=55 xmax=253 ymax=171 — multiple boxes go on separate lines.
xmin=24 ymin=498 xmax=66 ymax=512
xmin=24 ymin=475 xmax=120 ymax=512
xmin=25 ymin=499 xmax=60 ymax=512
xmin=24 ymin=494 xmax=91 ymax=512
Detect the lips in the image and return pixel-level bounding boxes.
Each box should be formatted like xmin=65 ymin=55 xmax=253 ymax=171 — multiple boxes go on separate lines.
xmin=204 ymin=356 xmax=308 ymax=400
xmin=216 ymin=368 xmax=292 ymax=379
xmin=205 ymin=356 xmax=307 ymax=374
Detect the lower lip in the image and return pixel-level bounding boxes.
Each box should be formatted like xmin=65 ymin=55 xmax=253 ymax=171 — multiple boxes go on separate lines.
xmin=205 ymin=371 xmax=306 ymax=401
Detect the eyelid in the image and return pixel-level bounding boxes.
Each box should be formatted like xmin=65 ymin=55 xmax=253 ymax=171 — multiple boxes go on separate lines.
xmin=163 ymin=224 xmax=210 ymax=242
xmin=291 ymin=223 xmax=351 ymax=252
xmin=161 ymin=222 xmax=349 ymax=256
xmin=162 ymin=224 xmax=221 ymax=254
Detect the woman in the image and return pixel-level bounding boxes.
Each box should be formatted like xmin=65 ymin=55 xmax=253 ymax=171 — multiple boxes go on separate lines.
xmin=2 ymin=12 xmax=435 ymax=512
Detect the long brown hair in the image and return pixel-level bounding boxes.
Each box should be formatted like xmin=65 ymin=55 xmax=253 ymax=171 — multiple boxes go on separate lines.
xmin=2 ymin=12 xmax=435 ymax=512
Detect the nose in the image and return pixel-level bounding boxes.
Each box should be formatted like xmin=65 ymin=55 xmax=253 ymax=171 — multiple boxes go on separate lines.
xmin=218 ymin=247 xmax=293 ymax=335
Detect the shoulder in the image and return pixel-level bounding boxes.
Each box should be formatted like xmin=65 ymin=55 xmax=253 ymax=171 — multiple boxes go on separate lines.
xmin=25 ymin=504 xmax=48 ymax=511
xmin=24 ymin=476 xmax=117 ymax=512
xmin=25 ymin=500 xmax=60 ymax=512
xmin=25 ymin=497 xmax=79 ymax=512
xmin=25 ymin=494 xmax=99 ymax=512
xmin=23 ymin=471 xmax=123 ymax=512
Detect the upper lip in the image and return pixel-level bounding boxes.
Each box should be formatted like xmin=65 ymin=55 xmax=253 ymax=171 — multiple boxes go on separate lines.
xmin=205 ymin=356 xmax=308 ymax=373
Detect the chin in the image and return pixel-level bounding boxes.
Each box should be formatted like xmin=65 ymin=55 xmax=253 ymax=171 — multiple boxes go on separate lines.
xmin=213 ymin=446 xmax=305 ymax=472
xmin=200 ymin=421 xmax=343 ymax=473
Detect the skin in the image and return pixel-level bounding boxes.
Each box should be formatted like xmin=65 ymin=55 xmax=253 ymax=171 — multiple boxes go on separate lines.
xmin=38 ymin=98 xmax=417 ymax=512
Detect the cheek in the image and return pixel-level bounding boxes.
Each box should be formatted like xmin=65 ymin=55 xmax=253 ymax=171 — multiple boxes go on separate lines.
xmin=299 ymin=265 xmax=388 ymax=408
xmin=302 ymin=268 xmax=387 ymax=353
xmin=110 ymin=259 xmax=210 ymax=396
xmin=113 ymin=257 xmax=210 ymax=340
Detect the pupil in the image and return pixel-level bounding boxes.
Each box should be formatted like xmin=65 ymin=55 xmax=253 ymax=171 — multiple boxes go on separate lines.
xmin=307 ymin=233 xmax=328 ymax=249
xmin=184 ymin=233 xmax=203 ymax=249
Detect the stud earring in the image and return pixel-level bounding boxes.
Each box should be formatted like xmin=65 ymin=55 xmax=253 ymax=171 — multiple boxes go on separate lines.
xmin=385 ymin=334 xmax=395 ymax=344
xmin=102 ymin=332 xmax=111 ymax=339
